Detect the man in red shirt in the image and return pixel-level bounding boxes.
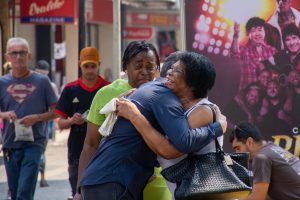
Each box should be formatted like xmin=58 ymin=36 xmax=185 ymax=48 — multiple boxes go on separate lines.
xmin=55 ymin=47 xmax=109 ymax=198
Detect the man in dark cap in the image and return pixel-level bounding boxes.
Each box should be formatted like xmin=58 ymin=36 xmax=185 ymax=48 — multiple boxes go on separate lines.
xmin=34 ymin=59 xmax=60 ymax=187
xmin=35 ymin=60 xmax=59 ymax=97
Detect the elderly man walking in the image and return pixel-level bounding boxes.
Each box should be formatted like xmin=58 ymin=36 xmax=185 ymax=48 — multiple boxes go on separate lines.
xmin=0 ymin=37 xmax=58 ymax=200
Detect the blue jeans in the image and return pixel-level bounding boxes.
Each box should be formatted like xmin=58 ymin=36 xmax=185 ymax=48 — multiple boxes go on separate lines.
xmin=3 ymin=145 xmax=43 ymax=200
xmin=47 ymin=120 xmax=54 ymax=139
xmin=39 ymin=152 xmax=46 ymax=173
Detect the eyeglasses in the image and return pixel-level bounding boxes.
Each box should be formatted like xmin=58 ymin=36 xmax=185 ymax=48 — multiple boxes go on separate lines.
xmin=170 ymin=67 xmax=184 ymax=74
xmin=167 ymin=66 xmax=185 ymax=76
xmin=8 ymin=51 xmax=28 ymax=58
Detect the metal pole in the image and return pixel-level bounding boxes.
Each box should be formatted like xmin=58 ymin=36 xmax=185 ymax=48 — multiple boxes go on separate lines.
xmin=78 ymin=0 xmax=86 ymax=76
xmin=0 ymin=24 xmax=2 ymax=75
xmin=12 ymin=0 xmax=15 ymax=37
xmin=0 ymin=0 xmax=11 ymax=74
xmin=113 ymin=0 xmax=121 ymax=78
xmin=179 ymin=0 xmax=186 ymax=51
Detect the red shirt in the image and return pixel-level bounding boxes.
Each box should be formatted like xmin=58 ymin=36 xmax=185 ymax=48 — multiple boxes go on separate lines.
xmin=231 ymin=41 xmax=277 ymax=90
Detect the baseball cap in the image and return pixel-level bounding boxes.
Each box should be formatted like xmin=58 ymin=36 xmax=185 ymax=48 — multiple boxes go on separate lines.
xmin=36 ymin=60 xmax=50 ymax=70
xmin=80 ymin=47 xmax=100 ymax=67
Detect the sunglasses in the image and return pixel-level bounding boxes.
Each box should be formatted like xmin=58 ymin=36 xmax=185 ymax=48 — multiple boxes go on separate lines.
xmin=8 ymin=51 xmax=28 ymax=58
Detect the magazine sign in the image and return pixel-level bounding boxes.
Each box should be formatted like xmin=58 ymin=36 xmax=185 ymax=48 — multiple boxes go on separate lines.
xmin=20 ymin=0 xmax=76 ymax=24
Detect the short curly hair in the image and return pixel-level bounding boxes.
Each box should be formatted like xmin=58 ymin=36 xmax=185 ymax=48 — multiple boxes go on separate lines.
xmin=180 ymin=52 xmax=216 ymax=98
xmin=245 ymin=17 xmax=266 ymax=34
xmin=282 ymin=24 xmax=300 ymax=42
xmin=160 ymin=51 xmax=184 ymax=78
xmin=122 ymin=40 xmax=160 ymax=72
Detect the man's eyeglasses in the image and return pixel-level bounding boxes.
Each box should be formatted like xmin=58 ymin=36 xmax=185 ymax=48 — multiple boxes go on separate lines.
xmin=8 ymin=51 xmax=28 ymax=58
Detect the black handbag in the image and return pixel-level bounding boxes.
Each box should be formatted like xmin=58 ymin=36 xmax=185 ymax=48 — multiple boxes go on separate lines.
xmin=161 ymin=105 xmax=252 ymax=200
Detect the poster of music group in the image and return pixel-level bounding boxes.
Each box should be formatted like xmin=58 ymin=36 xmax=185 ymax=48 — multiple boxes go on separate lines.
xmin=185 ymin=0 xmax=300 ymax=156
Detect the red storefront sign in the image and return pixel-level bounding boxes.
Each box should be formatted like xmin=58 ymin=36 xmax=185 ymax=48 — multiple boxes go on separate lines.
xmin=86 ymin=0 xmax=113 ymax=24
xmin=123 ymin=27 xmax=153 ymax=40
xmin=20 ymin=0 xmax=76 ymax=24
xmin=127 ymin=12 xmax=179 ymax=27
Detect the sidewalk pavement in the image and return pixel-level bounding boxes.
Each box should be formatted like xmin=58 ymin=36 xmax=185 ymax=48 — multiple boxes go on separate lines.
xmin=0 ymin=130 xmax=72 ymax=200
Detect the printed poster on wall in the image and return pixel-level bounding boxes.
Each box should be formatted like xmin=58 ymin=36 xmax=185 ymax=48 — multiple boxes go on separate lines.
xmin=157 ymin=31 xmax=178 ymax=62
xmin=185 ymin=0 xmax=300 ymax=156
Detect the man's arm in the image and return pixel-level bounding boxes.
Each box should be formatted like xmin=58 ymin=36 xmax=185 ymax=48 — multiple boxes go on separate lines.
xmin=76 ymin=122 xmax=102 ymax=189
xmin=245 ymin=154 xmax=271 ymax=200
xmin=19 ymin=104 xmax=58 ymax=127
xmin=242 ymin=182 xmax=269 ymax=200
xmin=230 ymin=22 xmax=241 ymax=57
xmin=57 ymin=113 xmax=85 ymax=130
xmin=57 ymin=117 xmax=73 ymax=129
xmin=0 ymin=111 xmax=17 ymax=121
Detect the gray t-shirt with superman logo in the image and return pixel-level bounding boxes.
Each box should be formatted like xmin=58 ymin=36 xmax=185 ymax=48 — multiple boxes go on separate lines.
xmin=0 ymin=72 xmax=57 ymax=150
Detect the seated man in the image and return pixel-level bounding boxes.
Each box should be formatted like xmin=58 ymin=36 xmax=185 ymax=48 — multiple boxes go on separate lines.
xmin=229 ymin=121 xmax=300 ymax=200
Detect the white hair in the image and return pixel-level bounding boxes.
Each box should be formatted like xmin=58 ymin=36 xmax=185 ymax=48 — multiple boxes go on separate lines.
xmin=6 ymin=37 xmax=30 ymax=52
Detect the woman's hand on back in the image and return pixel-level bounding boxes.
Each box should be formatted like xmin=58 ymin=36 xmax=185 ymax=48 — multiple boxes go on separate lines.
xmin=116 ymin=98 xmax=141 ymax=121
xmin=213 ymin=105 xmax=227 ymax=134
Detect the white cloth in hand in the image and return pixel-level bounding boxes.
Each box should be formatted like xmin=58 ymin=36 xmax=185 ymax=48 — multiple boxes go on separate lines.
xmin=98 ymin=98 xmax=118 ymax=137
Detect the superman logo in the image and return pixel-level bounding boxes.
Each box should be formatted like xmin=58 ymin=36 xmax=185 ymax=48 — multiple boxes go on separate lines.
xmin=7 ymin=84 xmax=37 ymax=104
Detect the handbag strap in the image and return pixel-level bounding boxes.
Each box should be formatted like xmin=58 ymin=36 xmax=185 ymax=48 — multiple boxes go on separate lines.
xmin=202 ymin=104 xmax=222 ymax=153
xmin=201 ymin=103 xmax=216 ymax=122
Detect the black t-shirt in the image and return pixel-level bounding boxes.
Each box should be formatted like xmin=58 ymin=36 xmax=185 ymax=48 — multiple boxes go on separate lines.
xmin=55 ymin=76 xmax=109 ymax=162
